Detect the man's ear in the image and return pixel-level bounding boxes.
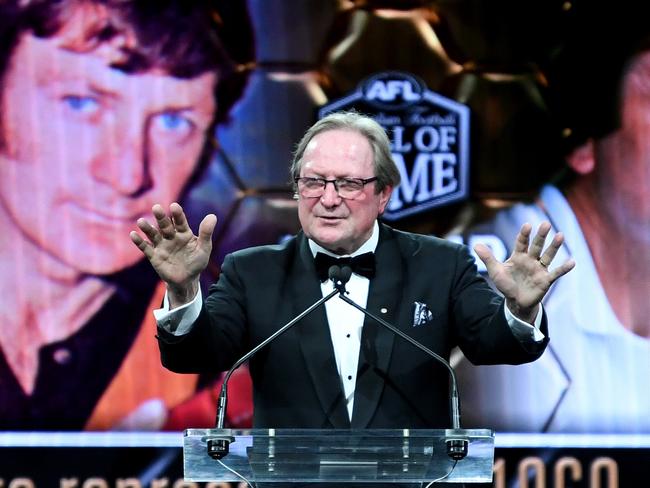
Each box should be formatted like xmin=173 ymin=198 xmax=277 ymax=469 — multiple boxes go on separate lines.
xmin=566 ymin=139 xmax=596 ymax=175
xmin=378 ymin=186 xmax=393 ymax=214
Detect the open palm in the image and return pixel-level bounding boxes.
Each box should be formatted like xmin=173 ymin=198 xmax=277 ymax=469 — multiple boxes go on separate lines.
xmin=130 ymin=203 xmax=216 ymax=300
xmin=474 ymin=222 xmax=575 ymax=322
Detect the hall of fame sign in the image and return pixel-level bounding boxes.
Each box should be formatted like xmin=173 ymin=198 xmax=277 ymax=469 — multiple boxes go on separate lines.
xmin=319 ymin=72 xmax=470 ymax=220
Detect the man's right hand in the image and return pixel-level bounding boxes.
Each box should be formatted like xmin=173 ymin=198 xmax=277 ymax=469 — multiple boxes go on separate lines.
xmin=130 ymin=202 xmax=217 ymax=308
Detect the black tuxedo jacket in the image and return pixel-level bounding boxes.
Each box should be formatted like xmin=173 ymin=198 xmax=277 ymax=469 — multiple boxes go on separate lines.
xmin=158 ymin=223 xmax=548 ymax=429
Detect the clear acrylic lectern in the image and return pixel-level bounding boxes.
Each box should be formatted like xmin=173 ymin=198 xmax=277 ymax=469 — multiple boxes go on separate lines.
xmin=184 ymin=428 xmax=494 ymax=484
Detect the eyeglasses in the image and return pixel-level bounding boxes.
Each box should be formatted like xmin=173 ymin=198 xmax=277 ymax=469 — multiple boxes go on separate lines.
xmin=294 ymin=176 xmax=378 ymax=199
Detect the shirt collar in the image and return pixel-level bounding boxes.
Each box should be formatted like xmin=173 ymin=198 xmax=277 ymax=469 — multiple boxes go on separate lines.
xmin=308 ymin=220 xmax=379 ymax=258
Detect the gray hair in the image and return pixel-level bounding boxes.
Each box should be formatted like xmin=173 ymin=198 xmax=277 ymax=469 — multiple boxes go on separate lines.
xmin=291 ymin=111 xmax=401 ymax=193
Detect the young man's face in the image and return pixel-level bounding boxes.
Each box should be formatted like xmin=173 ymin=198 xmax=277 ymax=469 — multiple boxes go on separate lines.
xmin=0 ymin=34 xmax=217 ymax=274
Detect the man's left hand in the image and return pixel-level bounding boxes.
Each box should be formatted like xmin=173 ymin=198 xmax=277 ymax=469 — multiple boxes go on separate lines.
xmin=474 ymin=221 xmax=576 ymax=323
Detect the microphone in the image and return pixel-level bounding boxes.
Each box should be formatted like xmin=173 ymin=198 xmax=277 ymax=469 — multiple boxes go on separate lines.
xmin=207 ymin=265 xmax=345 ymax=460
xmin=335 ymin=266 xmax=469 ymax=460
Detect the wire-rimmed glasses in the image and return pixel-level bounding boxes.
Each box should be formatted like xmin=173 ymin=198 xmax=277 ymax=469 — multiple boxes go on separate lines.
xmin=294 ymin=176 xmax=378 ymax=199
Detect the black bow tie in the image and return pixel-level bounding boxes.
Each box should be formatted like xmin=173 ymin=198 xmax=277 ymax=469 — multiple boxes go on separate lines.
xmin=314 ymin=251 xmax=376 ymax=282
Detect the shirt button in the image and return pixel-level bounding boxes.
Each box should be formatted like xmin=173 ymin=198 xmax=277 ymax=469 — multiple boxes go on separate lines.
xmin=53 ymin=348 xmax=72 ymax=365
xmin=347 ymin=375 xmax=352 ymax=380
xmin=346 ymin=334 xmax=351 ymax=338
xmin=380 ymin=308 xmax=388 ymax=314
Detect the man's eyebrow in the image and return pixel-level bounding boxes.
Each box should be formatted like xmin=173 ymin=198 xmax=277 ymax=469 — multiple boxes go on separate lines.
xmin=51 ymin=67 xmax=135 ymax=100
xmin=44 ymin=63 xmax=216 ymax=116
xmin=86 ymin=81 xmax=121 ymax=99
xmin=42 ymin=73 xmax=120 ymax=98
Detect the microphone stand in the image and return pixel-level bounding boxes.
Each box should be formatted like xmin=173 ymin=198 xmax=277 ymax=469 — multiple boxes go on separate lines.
xmin=335 ymin=266 xmax=469 ymax=460
xmin=207 ymin=265 xmax=468 ymax=460
xmin=207 ymin=267 xmax=346 ymax=459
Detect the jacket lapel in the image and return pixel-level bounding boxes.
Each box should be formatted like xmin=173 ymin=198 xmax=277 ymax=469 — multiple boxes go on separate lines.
xmin=351 ymin=225 xmax=405 ymax=428
xmin=293 ymin=234 xmax=350 ymax=428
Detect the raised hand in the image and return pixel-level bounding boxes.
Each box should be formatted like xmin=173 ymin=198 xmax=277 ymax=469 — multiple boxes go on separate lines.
xmin=474 ymin=221 xmax=576 ymax=323
xmin=130 ymin=202 xmax=217 ymax=307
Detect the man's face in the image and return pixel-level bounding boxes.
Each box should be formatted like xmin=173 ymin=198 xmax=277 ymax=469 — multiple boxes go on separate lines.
xmin=297 ymin=129 xmax=392 ymax=255
xmin=0 ymin=34 xmax=217 ymax=274
xmin=592 ymin=50 xmax=650 ymax=242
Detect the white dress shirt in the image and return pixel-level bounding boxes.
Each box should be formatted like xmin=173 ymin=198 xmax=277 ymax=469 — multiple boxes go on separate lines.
xmin=307 ymin=221 xmax=380 ymax=419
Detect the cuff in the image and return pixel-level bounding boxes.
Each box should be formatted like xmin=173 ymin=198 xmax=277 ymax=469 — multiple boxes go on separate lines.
xmin=153 ymin=287 xmax=202 ymax=335
xmin=504 ymin=303 xmax=545 ymax=343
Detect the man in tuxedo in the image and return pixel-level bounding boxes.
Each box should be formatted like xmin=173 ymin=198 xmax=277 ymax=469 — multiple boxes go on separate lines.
xmin=131 ymin=111 xmax=574 ymax=430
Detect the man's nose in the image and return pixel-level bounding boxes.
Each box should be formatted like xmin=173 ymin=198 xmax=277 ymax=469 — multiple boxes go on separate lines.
xmin=93 ymin=122 xmax=152 ymax=195
xmin=319 ymin=180 xmax=342 ymax=207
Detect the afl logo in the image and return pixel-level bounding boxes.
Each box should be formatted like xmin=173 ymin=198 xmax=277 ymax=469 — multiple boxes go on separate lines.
xmin=362 ymin=72 xmax=424 ymax=110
